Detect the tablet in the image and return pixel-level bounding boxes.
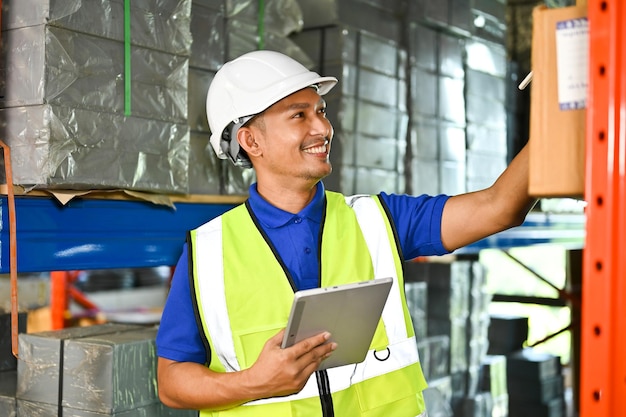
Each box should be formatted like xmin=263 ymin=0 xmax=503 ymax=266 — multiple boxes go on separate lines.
xmin=281 ymin=277 xmax=393 ymax=370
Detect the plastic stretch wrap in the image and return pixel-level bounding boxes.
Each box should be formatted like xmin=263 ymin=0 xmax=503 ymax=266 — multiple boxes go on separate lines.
xmin=0 ymin=105 xmax=189 ymax=193
xmin=224 ymin=0 xmax=311 ymax=67
xmin=1 ymin=0 xmax=192 ymax=55
xmin=61 ymin=327 xmax=158 ymax=413
xmin=16 ymin=324 xmax=143 ymax=406
xmin=426 ymin=262 xmax=471 ymax=320
xmin=417 ymin=335 xmax=450 ymax=381
xmin=467 ymin=333 xmax=489 ymax=369
xmin=295 ymin=0 xmax=340 ymax=28
xmin=492 ymin=394 xmax=509 ymax=417
xmin=0 ymin=0 xmax=193 ymax=194
xmin=188 ymin=132 xmax=221 ymax=194
xmin=466 ymin=364 xmax=483 ymax=397
xmin=193 ymin=0 xmax=224 ymax=9
xmin=190 ymin=0 xmax=309 ymax=71
xmin=226 ymin=18 xmax=313 ymax=68
xmin=422 ymin=376 xmax=454 ymax=417
xmin=462 ymin=392 xmax=493 ymax=417
xmin=16 ymin=399 xmax=57 ymax=416
xmin=190 ymin=3 xmax=226 ymax=71
xmin=16 ymin=398 xmax=197 ymax=416
xmin=1 ymin=25 xmax=189 ymax=124
xmin=480 ymin=355 xmax=508 ymax=399
xmin=405 ymin=281 xmax=428 ymax=340
xmin=188 ymin=67 xmax=213 ymax=133
xmin=468 ymin=311 xmax=490 ymax=345
xmin=15 ymin=324 xmax=194 ymax=416
xmin=226 ymin=0 xmax=303 ymax=36
xmin=429 ymin=317 xmax=468 ymax=373
xmin=225 ymin=161 xmax=256 ymax=194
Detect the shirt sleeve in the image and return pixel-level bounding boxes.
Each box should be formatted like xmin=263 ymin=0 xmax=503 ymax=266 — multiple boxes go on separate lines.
xmin=156 ymin=243 xmax=209 ymax=364
xmin=379 ymin=192 xmax=451 ymax=260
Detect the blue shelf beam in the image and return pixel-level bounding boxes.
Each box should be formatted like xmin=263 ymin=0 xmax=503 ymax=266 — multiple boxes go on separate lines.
xmin=458 ymin=212 xmax=586 ymax=254
xmin=0 ymin=196 xmax=585 ymax=273
xmin=0 ymin=196 xmax=235 ymax=273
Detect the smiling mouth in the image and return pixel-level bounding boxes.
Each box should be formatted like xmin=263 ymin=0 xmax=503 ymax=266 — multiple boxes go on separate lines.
xmin=303 ymin=141 xmax=329 ymax=155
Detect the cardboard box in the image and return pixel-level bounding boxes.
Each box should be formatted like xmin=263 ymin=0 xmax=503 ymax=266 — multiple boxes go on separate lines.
xmin=529 ymin=5 xmax=587 ymax=198
xmin=62 ymin=327 xmax=159 ymax=413
xmin=16 ymin=324 xmax=143 ymax=406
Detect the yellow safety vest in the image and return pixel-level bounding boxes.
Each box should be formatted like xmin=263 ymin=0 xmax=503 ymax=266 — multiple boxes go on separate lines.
xmin=189 ymin=191 xmax=428 ymax=417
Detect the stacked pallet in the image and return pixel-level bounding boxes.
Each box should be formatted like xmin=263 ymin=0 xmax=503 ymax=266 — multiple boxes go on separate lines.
xmin=405 ymin=259 xmax=497 ymax=417
xmin=13 ymin=323 xmax=195 ymax=416
xmin=0 ymin=0 xmax=192 ymax=194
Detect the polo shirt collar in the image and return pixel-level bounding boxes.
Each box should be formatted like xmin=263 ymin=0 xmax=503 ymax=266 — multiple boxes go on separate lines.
xmin=247 ymin=182 xmax=326 ymax=229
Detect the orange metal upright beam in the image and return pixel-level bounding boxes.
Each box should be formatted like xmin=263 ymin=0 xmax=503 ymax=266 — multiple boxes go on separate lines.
xmin=581 ymin=0 xmax=626 ymax=416
xmin=50 ymin=271 xmax=70 ymax=330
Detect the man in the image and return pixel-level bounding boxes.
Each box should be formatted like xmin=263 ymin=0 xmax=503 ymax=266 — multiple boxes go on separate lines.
xmin=156 ymin=50 xmax=536 ymax=416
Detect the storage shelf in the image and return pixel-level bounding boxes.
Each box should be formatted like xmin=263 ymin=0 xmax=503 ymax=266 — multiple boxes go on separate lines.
xmin=457 ymin=211 xmax=586 ymax=254
xmin=0 ymin=195 xmax=234 ymax=273
xmin=0 ymin=196 xmax=585 ymax=273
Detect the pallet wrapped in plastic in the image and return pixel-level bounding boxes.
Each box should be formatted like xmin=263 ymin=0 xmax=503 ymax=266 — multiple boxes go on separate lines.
xmin=61 ymin=327 xmax=159 ymax=413
xmin=1 ymin=25 xmax=188 ymax=124
xmin=16 ymin=324 xmax=144 ymax=406
xmin=0 ymin=105 xmax=189 ymax=193
xmin=16 ymin=398 xmax=197 ymax=416
xmin=1 ymin=0 xmax=192 ymax=55
xmin=0 ymin=0 xmax=191 ymax=194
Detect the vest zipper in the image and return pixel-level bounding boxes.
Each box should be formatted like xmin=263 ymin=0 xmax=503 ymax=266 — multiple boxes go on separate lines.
xmin=315 ymin=370 xmax=335 ymax=417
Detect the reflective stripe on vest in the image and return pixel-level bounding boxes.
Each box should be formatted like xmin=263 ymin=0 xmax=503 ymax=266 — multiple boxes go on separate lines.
xmin=190 ymin=192 xmax=427 ymax=415
xmin=346 ymin=195 xmax=408 ymax=344
xmin=189 ymin=216 xmax=240 ymax=372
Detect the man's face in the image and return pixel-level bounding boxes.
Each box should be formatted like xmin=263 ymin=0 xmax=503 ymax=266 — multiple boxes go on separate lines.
xmin=249 ymin=87 xmax=334 ymax=184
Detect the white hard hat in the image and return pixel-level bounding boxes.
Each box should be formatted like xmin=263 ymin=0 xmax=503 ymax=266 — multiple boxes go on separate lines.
xmin=206 ymin=50 xmax=338 ymax=167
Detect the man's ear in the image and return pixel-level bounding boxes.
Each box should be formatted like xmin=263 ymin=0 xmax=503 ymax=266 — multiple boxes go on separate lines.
xmin=237 ymin=127 xmax=261 ymax=157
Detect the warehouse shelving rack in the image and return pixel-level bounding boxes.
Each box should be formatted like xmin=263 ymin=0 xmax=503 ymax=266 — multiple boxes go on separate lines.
xmin=0 ymin=193 xmax=241 ymax=329
xmin=580 ymin=0 xmax=625 ymax=416
xmin=0 ymin=193 xmax=585 ymax=330
xmin=1 ymin=1 xmax=621 ymax=415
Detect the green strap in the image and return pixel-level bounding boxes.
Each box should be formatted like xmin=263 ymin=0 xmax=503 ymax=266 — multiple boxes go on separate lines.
xmin=257 ymin=0 xmax=265 ymax=50
xmin=124 ymin=0 xmax=132 ymax=116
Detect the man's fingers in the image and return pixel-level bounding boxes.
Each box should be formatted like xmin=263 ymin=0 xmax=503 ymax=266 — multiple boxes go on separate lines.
xmin=276 ymin=330 xmax=337 ymax=371
xmin=295 ymin=333 xmax=337 ymax=366
xmin=292 ymin=332 xmax=331 ymax=354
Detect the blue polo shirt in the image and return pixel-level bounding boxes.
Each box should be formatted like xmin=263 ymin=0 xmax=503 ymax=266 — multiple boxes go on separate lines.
xmin=156 ymin=182 xmax=449 ymax=363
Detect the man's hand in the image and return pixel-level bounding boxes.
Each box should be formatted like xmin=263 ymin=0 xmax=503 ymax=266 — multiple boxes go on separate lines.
xmin=157 ymin=329 xmax=336 ymax=410
xmin=243 ymin=329 xmax=337 ymax=397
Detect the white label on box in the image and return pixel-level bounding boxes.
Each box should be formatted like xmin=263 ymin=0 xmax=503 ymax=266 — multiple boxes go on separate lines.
xmin=555 ymin=17 xmax=589 ymax=111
